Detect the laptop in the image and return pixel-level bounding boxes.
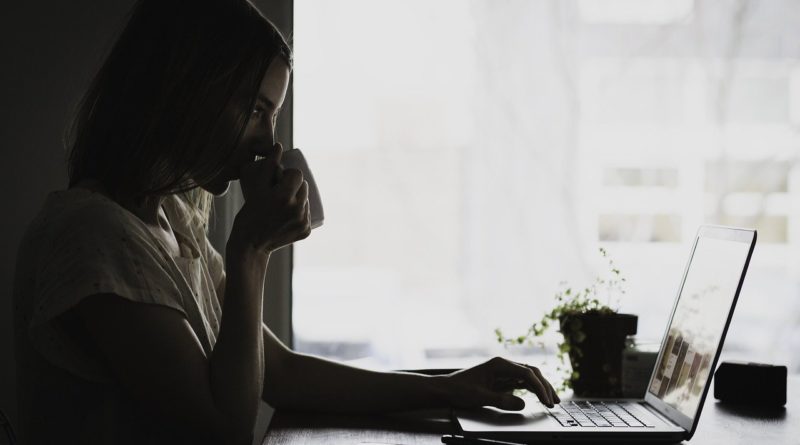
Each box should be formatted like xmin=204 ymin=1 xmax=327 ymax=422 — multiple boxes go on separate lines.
xmin=454 ymin=225 xmax=757 ymax=443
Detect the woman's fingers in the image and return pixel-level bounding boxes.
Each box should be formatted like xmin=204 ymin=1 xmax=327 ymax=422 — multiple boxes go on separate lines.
xmin=523 ymin=364 xmax=559 ymax=404
xmin=276 ymin=167 xmax=304 ymax=197
xmin=512 ymin=363 xmax=552 ymax=407
xmin=490 ymin=358 xmax=553 ymax=407
xmin=512 ymin=363 xmax=557 ymax=405
xmin=292 ymin=182 xmax=310 ymax=227
xmin=298 ymin=200 xmax=311 ymax=240
xmin=295 ymin=180 xmax=309 ymax=206
xmin=251 ymin=141 xmax=283 ymax=163
xmin=238 ymin=161 xmax=263 ymax=202
xmin=268 ymin=143 xmax=284 ymax=184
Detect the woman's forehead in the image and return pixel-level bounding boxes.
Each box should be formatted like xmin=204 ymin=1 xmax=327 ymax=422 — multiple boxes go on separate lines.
xmin=258 ymin=58 xmax=291 ymax=107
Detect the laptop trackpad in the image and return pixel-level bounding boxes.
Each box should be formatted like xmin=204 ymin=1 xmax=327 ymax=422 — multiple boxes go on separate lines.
xmin=456 ymin=399 xmax=561 ymax=432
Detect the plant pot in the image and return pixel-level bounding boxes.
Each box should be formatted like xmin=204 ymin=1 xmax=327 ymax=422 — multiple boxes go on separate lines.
xmin=559 ymin=311 xmax=638 ymax=397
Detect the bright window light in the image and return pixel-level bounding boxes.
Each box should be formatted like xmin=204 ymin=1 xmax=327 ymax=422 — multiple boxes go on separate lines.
xmin=293 ymin=0 xmax=800 ymax=373
xmin=578 ymin=0 xmax=694 ymax=25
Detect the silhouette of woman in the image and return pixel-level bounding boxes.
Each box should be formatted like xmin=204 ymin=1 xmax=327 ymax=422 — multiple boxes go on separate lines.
xmin=13 ymin=1 xmax=558 ymax=443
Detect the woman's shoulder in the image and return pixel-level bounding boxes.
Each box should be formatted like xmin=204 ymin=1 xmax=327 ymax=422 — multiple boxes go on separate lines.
xmin=30 ymin=188 xmax=139 ymax=239
xmin=19 ymin=189 xmax=161 ymax=264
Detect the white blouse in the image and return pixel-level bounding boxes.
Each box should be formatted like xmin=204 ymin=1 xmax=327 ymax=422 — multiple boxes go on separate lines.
xmin=13 ymin=187 xmax=225 ymax=444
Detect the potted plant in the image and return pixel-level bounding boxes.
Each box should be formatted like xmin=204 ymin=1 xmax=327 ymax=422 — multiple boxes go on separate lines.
xmin=495 ymin=248 xmax=637 ymax=397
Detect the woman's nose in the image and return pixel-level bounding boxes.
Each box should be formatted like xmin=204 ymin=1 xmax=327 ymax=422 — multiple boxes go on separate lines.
xmin=263 ymin=121 xmax=275 ymax=145
xmin=252 ymin=124 xmax=274 ymax=145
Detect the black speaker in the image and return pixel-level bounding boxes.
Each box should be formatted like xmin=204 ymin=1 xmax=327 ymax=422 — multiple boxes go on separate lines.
xmin=714 ymin=361 xmax=787 ymax=406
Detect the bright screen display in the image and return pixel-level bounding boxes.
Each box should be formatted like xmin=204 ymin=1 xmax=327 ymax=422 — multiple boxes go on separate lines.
xmin=648 ymin=236 xmax=751 ymax=418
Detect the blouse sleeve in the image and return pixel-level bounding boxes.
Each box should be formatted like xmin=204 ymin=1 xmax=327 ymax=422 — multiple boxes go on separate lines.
xmin=27 ymin=202 xmax=187 ymax=380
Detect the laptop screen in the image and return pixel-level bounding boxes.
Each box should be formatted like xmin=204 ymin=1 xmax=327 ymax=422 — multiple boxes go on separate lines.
xmin=647 ymin=235 xmax=752 ymax=419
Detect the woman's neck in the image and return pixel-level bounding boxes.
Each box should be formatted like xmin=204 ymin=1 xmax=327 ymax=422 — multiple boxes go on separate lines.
xmin=127 ymin=195 xmax=165 ymax=227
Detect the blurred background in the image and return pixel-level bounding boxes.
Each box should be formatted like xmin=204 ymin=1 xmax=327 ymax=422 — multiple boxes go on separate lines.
xmin=291 ymin=0 xmax=800 ymax=374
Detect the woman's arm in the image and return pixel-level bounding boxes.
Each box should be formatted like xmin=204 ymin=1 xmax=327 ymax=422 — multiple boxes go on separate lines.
xmin=74 ymin=247 xmax=269 ymax=444
xmin=206 ymin=246 xmax=269 ymax=437
xmin=260 ymin=324 xmax=442 ymax=412
xmin=260 ymin=324 xmax=558 ymax=413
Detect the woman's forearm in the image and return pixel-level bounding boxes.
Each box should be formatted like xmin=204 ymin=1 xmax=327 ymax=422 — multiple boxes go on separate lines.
xmin=265 ymin=349 xmax=450 ymax=413
xmin=208 ymin=245 xmax=269 ymax=442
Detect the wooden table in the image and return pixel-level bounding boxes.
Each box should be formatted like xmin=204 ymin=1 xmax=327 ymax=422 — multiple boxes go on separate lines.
xmin=263 ymin=376 xmax=799 ymax=445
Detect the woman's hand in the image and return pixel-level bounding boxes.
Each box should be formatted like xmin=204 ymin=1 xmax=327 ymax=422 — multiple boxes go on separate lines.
xmin=441 ymin=357 xmax=560 ymax=411
xmin=230 ymin=142 xmax=311 ymax=255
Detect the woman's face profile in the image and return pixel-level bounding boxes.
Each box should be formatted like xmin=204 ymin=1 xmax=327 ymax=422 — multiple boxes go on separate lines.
xmin=201 ymin=57 xmax=291 ymax=196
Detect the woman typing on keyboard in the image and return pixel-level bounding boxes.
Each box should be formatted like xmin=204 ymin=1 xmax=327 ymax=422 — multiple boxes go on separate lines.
xmin=12 ymin=1 xmax=558 ymax=444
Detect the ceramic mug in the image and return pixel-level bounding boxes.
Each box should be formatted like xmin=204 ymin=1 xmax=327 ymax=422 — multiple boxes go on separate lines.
xmin=280 ymin=148 xmax=324 ymax=229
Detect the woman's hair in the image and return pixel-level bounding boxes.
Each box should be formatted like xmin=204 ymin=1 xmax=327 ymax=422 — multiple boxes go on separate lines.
xmin=65 ymin=0 xmax=292 ymax=229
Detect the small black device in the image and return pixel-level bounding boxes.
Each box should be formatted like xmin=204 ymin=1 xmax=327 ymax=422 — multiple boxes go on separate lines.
xmin=714 ymin=361 xmax=787 ymax=406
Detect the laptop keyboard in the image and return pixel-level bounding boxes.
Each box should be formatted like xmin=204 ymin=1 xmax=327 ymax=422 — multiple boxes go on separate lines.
xmin=547 ymin=401 xmax=656 ymax=428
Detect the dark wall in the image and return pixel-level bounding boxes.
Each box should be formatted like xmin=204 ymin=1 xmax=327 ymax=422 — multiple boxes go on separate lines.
xmin=1 ymin=0 xmax=139 ymax=428
xmin=0 ymin=0 xmax=293 ymax=435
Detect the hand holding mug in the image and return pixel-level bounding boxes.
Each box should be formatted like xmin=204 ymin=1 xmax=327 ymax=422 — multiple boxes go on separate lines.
xmin=231 ymin=142 xmax=311 ymax=254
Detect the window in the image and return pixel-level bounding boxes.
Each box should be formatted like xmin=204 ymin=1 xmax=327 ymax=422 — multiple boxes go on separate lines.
xmin=292 ymin=0 xmax=800 ymax=373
